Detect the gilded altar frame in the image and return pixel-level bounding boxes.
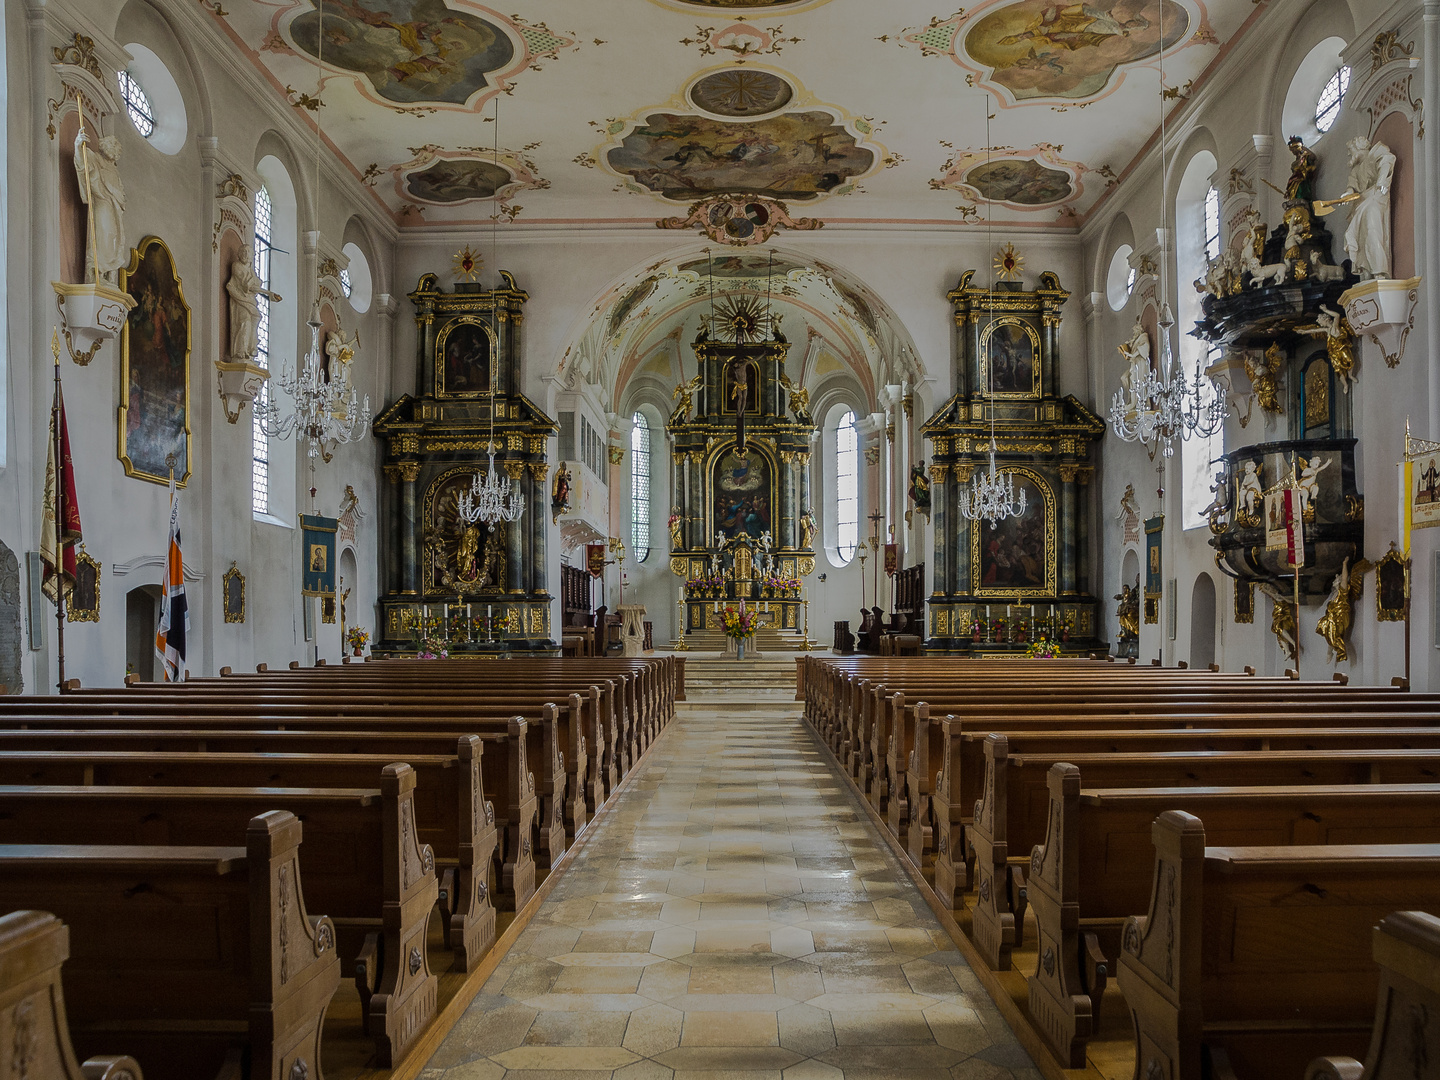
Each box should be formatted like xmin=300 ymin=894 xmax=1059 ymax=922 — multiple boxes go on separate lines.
xmin=978 ymin=316 xmax=1042 ymax=399
xmin=1375 ymin=543 xmax=1409 ymax=621
xmin=67 ymin=546 xmax=100 ymax=623
xmin=222 ymin=563 xmax=246 ymax=624
xmin=704 ymin=438 xmax=780 ymax=547
xmin=1233 ymin=578 xmax=1254 ymax=624
xmin=434 ymin=317 xmax=498 ymax=398
xmin=118 ymin=235 xmax=192 ymax=487
xmin=967 ymin=466 xmax=1057 ymax=599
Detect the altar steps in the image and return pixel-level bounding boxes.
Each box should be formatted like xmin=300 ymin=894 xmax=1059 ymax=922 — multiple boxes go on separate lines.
xmin=671 ymin=629 xmax=820 ymax=653
xmin=677 ymin=653 xmax=798 ymax=698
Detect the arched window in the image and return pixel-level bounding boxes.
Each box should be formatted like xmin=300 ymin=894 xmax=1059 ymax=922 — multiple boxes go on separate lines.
xmin=1176 ymin=153 xmax=1224 ymax=530
xmin=630 ymin=411 xmax=652 ymax=561
xmin=116 ymin=70 xmax=155 ymax=138
xmin=251 ymin=186 xmax=274 ymax=516
xmin=341 ymin=240 xmax=373 ymax=313
xmin=832 ymin=409 xmax=859 ymax=564
xmin=1315 ymin=65 xmax=1350 ymax=134
xmin=1106 ymin=244 xmax=1136 ymax=311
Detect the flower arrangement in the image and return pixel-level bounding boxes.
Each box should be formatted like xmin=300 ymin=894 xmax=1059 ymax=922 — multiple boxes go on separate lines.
xmin=721 ymin=604 xmax=758 ymax=640
xmin=1025 ymin=636 xmax=1061 ymax=659
xmin=417 ymin=636 xmax=449 ymax=659
xmin=346 ymin=626 xmax=370 ymax=653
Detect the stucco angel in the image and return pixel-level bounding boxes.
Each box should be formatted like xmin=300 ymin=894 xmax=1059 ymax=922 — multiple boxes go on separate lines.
xmin=1315 ymin=557 xmax=1372 ymax=664
xmin=1258 ymin=583 xmax=1299 ymax=664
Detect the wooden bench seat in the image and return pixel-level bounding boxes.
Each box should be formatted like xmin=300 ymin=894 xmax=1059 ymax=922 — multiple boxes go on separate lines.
xmin=0 ymin=773 xmax=435 ymax=1067
xmin=0 ymin=811 xmax=340 ymax=1080
xmin=1116 ymin=812 xmax=1440 ymax=1080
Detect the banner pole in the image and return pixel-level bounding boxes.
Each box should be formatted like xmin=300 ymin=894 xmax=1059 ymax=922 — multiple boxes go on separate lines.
xmin=52 ymin=333 xmax=67 ymax=692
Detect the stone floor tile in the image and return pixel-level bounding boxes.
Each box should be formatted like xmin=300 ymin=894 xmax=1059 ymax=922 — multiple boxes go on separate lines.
xmin=680 ymin=1010 xmax=780 ymax=1047
xmin=490 ymin=1045 xmax=639 ymax=1070
xmin=775 ymin=1002 xmax=836 ymax=1057
xmin=522 ymin=1010 xmax=631 ymax=1047
xmin=622 ymin=1003 xmax=685 ymax=1057
xmin=611 ymin=1061 xmax=675 ymax=1080
xmin=687 ymin=965 xmax=777 ymax=995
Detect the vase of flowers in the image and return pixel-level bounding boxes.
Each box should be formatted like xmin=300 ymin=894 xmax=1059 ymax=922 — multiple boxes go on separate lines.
xmin=721 ymin=603 xmax=758 ymax=660
xmin=971 ymin=619 xmax=982 ymax=643
xmin=346 ymin=626 xmax=369 ymax=657
xmin=1025 ymin=636 xmax=1061 ymax=658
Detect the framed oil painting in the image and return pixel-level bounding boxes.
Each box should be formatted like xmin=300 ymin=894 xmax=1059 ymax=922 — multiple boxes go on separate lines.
xmin=1233 ymin=578 xmax=1254 ymax=624
xmin=222 ymin=563 xmax=245 ymax=624
xmin=67 ymin=546 xmax=99 ymax=623
xmin=119 ymin=236 xmax=191 ymax=486
xmin=712 ymin=447 xmax=773 ymax=542
xmin=436 ymin=318 xmax=495 ymax=396
xmin=980 ymin=317 xmax=1040 ymax=398
xmin=1376 ymin=543 xmax=1408 ymax=622
xmin=971 ymin=470 xmax=1055 ymax=597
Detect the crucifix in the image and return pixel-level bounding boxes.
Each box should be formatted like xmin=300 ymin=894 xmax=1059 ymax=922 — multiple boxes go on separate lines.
xmin=728 ymin=354 xmax=751 ymax=457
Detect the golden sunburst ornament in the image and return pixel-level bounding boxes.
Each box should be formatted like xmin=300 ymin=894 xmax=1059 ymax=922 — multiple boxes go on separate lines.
xmin=712 ymin=293 xmax=777 ymax=344
xmin=994 ymin=243 xmax=1024 ymax=282
xmin=453 ymin=245 xmax=483 ymax=282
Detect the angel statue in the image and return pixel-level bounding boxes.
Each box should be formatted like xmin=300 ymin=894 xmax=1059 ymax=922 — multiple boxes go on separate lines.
xmin=671 ymin=374 xmax=702 ymax=423
xmin=1299 ymin=305 xmax=1357 ymax=391
xmin=1200 ymin=468 xmax=1231 ymax=528
xmin=1236 ymin=460 xmax=1264 ymax=519
xmin=1243 ymin=346 xmax=1283 ymax=414
xmin=1297 ymin=455 xmax=1332 ymax=517
xmin=778 ymin=372 xmax=814 ymax=423
xmin=1258 ymin=583 xmax=1299 ymax=664
xmin=1315 ymin=556 xmax=1371 ymax=664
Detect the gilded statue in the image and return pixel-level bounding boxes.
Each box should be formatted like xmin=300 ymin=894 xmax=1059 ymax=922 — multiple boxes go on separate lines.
xmin=1258 ymin=584 xmax=1299 ymax=664
xmin=778 ymin=373 xmax=813 ymax=423
xmin=668 ymin=508 xmax=683 ymax=551
xmin=1114 ymin=583 xmax=1140 ymax=641
xmin=481 ymin=525 xmax=506 ymax=589
xmin=1315 ymin=556 xmax=1371 ymax=664
xmin=671 ymin=373 xmax=702 ymax=423
xmin=1299 ymin=305 xmax=1357 ymax=390
xmin=799 ymin=507 xmax=817 ymax=551
xmin=550 ymin=462 xmax=572 ymax=524
xmin=1285 ymin=136 xmax=1319 ymax=203
xmin=456 ymin=523 xmax=481 ymax=583
xmin=1244 ymin=346 xmax=1283 ymax=414
xmin=909 ymin=461 xmax=931 ymax=513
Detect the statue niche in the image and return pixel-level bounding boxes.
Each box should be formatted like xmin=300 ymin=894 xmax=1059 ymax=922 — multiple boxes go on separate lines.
xmin=424 ymin=471 xmax=507 ymax=594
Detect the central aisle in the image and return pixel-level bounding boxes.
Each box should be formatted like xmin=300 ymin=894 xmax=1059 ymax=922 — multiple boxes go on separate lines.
xmin=419 ymin=701 xmax=1040 ymax=1080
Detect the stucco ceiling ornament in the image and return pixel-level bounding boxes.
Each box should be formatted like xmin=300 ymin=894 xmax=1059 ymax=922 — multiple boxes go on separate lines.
xmin=658 ymin=194 xmax=822 ymax=246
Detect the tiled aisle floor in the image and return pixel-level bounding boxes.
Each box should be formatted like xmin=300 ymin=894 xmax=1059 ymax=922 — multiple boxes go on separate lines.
xmin=419 ymin=703 xmax=1041 ymax=1080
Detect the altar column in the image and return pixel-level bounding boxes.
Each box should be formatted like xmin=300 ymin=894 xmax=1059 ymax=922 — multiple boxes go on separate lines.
xmin=504 ymin=461 xmax=525 ymax=594
xmin=529 ymin=463 xmax=549 ymax=598
xmin=394 ymin=462 xmax=420 ymax=594
xmin=799 ymin=451 xmax=812 ymax=538
xmin=1060 ymin=465 xmax=1078 ymax=594
xmin=688 ymin=451 xmax=705 ymax=548
xmin=1076 ymin=470 xmax=1092 ymax=596
xmin=929 ymin=462 xmax=948 ymax=613
xmin=781 ymin=453 xmax=796 ymax=549
xmin=952 ymin=464 xmax=972 ymax=595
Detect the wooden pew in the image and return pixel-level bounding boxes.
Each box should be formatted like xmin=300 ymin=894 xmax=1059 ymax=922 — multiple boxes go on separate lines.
xmin=0 ymin=771 xmax=436 ymax=1067
xmin=0 ymin=910 xmax=144 ymax=1080
xmin=1304 ymin=910 xmax=1440 ymax=1080
xmin=1116 ymin=811 xmax=1440 ymax=1080
xmin=0 ymin=811 xmax=341 ymax=1080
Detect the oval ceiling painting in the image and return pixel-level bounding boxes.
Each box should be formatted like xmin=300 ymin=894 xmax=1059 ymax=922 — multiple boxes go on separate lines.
xmin=405 ymin=158 xmax=513 ymax=203
xmin=289 ymin=0 xmax=516 ymax=106
xmin=963 ymin=0 xmax=1190 ymax=102
xmin=964 ymin=158 xmax=1073 ymax=206
xmin=689 ymin=69 xmax=794 ymax=117
xmin=676 ymin=254 xmax=807 ymax=279
xmin=607 ymin=111 xmax=874 ymax=202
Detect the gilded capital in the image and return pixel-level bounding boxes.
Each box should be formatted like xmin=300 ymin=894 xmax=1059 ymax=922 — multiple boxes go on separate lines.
xmin=529 ymin=462 xmax=550 ymax=483
xmin=928 ymin=464 xmax=948 ymax=483
xmin=954 ymin=464 xmax=975 ymax=483
xmin=502 ymin=460 xmax=526 ymax=480
xmin=1059 ymin=465 xmax=1079 ymax=483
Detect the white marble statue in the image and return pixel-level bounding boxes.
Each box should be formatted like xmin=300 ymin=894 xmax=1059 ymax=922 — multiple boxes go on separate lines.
xmin=1342 ymin=136 xmax=1396 ymax=279
xmin=325 ymin=328 xmax=360 ymax=378
xmin=1117 ymin=316 xmax=1151 ymax=392
xmin=1237 ymin=460 xmax=1263 ymax=517
xmin=225 ymin=245 xmax=281 ymax=363
xmin=1297 ymin=455 xmax=1331 ymax=514
xmin=74 ymin=130 xmax=128 ymax=282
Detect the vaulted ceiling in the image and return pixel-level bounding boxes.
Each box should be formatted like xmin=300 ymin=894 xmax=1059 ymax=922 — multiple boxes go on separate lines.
xmin=205 ymin=0 xmax=1266 ymax=232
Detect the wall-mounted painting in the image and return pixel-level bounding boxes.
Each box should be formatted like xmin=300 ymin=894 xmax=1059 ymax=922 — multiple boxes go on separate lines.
xmin=712 ymin=447 xmax=773 ymax=541
xmin=436 ymin=319 xmax=495 ymax=396
xmin=67 ymin=546 xmax=99 ymax=624
xmin=223 ymin=562 xmax=246 ymax=624
xmin=119 ymin=236 xmax=191 ymax=486
xmin=971 ymin=470 xmax=1055 ymax=598
xmin=981 ymin=318 xmax=1041 ymax=397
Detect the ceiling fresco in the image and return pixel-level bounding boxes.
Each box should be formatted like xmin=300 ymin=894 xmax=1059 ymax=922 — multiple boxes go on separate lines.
xmin=199 ymin=0 xmax=1263 ymax=229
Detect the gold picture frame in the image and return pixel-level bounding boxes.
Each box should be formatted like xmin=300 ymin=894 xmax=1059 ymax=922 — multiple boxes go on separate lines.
xmin=969 ymin=466 xmax=1057 ymax=599
xmin=1233 ymin=578 xmax=1254 ymax=624
xmin=222 ymin=562 xmax=246 ymax=624
xmin=435 ymin=317 xmax=497 ymax=398
xmin=1375 ymin=542 xmax=1409 ymax=622
xmin=118 ymin=236 xmax=192 ymax=486
xmin=979 ymin=316 xmax=1042 ymax=399
xmin=67 ymin=545 xmax=100 ymax=623
xmin=321 ymin=595 xmax=337 ymax=624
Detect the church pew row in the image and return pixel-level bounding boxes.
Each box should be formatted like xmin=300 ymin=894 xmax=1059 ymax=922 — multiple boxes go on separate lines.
xmin=0 ymin=811 xmax=340 ymax=1080
xmin=1116 ymin=812 xmax=1440 ymax=1080
xmin=0 ymin=770 xmax=435 ymax=1067
xmin=0 ymin=910 xmax=144 ymax=1080
xmin=1303 ymin=910 xmax=1440 ymax=1080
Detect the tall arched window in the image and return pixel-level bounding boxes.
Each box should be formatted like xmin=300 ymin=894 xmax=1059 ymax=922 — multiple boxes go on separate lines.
xmin=833 ymin=409 xmax=859 ymax=564
xmin=251 ymin=186 xmax=274 ymax=516
xmin=630 ymin=411 xmax=652 ymax=561
xmin=1176 ymin=152 xmax=1223 ymax=530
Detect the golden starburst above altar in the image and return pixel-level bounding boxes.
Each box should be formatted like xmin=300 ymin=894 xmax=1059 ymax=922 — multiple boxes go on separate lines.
xmin=452 ymin=245 xmax=483 ymax=282
xmin=710 ymin=293 xmax=779 ymax=344
xmin=994 ymin=243 xmax=1024 ymax=282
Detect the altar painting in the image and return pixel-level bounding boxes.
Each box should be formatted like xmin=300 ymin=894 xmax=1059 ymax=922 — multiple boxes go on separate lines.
xmin=119 ymin=236 xmax=190 ymax=486
xmin=981 ymin=318 xmax=1040 ymax=397
xmin=972 ymin=472 xmax=1054 ymax=596
xmin=436 ymin=319 xmax=494 ymax=396
xmin=712 ymin=449 xmax=772 ymax=541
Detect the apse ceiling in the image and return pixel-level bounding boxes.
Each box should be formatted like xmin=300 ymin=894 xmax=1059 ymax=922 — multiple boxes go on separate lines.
xmin=204 ymin=0 xmax=1265 ymax=232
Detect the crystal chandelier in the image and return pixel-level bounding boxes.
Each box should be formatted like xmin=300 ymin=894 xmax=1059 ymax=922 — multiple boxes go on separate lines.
xmin=958 ymin=94 xmax=1026 ymax=528
xmin=262 ymin=307 xmax=369 ymax=462
xmin=456 ymin=89 xmax=524 ymax=529
xmin=1109 ymin=4 xmax=1226 ymax=460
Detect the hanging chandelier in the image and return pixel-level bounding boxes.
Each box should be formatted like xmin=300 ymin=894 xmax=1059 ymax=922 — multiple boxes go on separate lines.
xmin=456 ymin=91 xmax=524 ymax=528
xmin=259 ymin=3 xmax=369 ymax=466
xmin=262 ymin=306 xmax=370 ymax=462
xmin=1108 ymin=0 xmax=1226 ymax=460
xmin=958 ymin=95 xmax=1025 ymax=528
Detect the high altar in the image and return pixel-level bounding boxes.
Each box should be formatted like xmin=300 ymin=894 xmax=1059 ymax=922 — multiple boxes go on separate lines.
xmin=667 ymin=319 xmax=817 ymax=640
xmin=372 ymin=272 xmax=558 ymax=653
xmin=922 ymin=270 xmax=1107 ymax=654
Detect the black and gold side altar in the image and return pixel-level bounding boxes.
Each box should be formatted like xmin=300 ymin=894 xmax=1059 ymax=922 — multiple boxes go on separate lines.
xmin=666 ymin=306 xmax=817 ymax=638
xmin=373 ymin=272 xmax=558 ymax=652
xmin=921 ymin=270 xmax=1106 ymax=654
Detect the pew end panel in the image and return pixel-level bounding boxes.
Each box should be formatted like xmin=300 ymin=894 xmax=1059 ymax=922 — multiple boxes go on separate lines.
xmin=971 ymin=734 xmax=1016 ymax=972
xmin=451 ymin=735 xmax=498 ymax=972
xmin=0 ymin=910 xmax=146 ymax=1080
